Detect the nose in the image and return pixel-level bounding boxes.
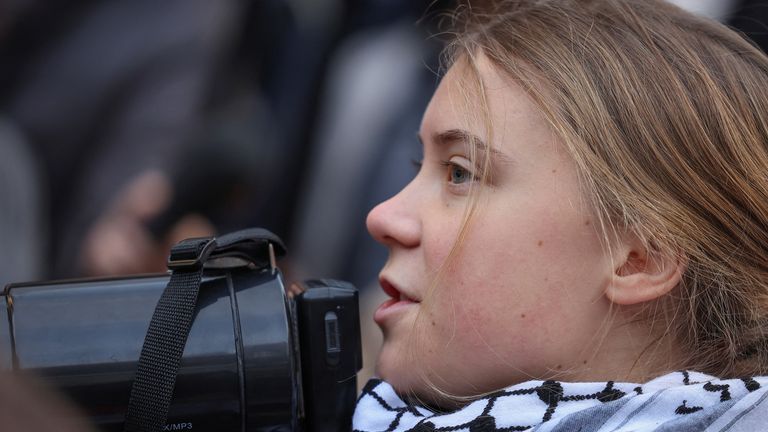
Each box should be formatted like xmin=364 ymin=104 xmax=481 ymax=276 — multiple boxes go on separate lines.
xmin=366 ymin=183 xmax=421 ymax=249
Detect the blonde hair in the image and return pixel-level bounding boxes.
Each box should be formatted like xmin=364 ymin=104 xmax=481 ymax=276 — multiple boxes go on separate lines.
xmin=426 ymin=0 xmax=768 ymax=385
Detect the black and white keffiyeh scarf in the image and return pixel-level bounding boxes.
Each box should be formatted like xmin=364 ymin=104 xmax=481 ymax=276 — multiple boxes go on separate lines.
xmin=353 ymin=371 xmax=768 ymax=431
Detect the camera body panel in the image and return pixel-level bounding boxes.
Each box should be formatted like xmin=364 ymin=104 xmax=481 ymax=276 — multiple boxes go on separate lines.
xmin=296 ymin=280 xmax=361 ymax=432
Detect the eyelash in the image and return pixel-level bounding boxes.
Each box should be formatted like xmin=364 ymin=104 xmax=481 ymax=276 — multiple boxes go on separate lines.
xmin=410 ymin=158 xmax=478 ymax=186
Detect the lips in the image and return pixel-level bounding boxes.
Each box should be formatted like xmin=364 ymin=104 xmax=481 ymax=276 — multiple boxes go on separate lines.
xmin=374 ymin=277 xmax=419 ymax=325
xmin=380 ymin=278 xmax=419 ymax=303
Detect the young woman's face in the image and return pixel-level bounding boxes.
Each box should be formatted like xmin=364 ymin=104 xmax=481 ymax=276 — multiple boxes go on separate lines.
xmin=366 ymin=56 xmax=618 ymax=400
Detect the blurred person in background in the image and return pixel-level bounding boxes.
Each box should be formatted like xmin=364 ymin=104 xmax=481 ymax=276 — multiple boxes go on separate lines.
xmin=0 ymin=0 xmax=242 ymax=283
xmin=0 ymin=0 xmax=450 ymax=290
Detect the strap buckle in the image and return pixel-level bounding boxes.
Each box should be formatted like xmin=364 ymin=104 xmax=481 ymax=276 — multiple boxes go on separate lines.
xmin=167 ymin=237 xmax=218 ymax=271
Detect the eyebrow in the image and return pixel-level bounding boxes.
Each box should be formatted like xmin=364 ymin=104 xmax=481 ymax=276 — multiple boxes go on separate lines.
xmin=422 ymin=129 xmax=514 ymax=164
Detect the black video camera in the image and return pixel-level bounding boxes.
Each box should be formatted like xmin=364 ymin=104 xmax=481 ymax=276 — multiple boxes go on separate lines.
xmin=0 ymin=228 xmax=362 ymax=431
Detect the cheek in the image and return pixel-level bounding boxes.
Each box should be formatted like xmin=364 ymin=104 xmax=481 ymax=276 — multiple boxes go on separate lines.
xmin=420 ymin=214 xmax=464 ymax=272
xmin=417 ymin=198 xmax=610 ymax=377
xmin=425 ymin=265 xmax=547 ymax=353
xmin=459 ymin=195 xmax=607 ymax=297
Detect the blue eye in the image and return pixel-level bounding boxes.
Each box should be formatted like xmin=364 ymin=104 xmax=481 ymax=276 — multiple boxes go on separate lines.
xmin=450 ymin=164 xmax=470 ymax=184
xmin=441 ymin=162 xmax=475 ymax=185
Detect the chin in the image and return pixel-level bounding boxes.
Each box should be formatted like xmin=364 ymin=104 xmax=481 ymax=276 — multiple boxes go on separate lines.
xmin=375 ymin=347 xmax=452 ymax=409
xmin=375 ymin=347 xmax=404 ymax=384
xmin=376 ymin=343 xmax=420 ymax=392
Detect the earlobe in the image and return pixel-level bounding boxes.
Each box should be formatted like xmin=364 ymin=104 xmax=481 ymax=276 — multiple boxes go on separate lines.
xmin=604 ymin=238 xmax=685 ymax=306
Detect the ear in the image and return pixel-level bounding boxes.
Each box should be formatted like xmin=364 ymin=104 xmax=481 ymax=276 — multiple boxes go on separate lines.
xmin=604 ymin=233 xmax=685 ymax=306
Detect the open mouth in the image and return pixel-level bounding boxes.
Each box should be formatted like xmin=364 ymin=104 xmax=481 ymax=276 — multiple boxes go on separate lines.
xmin=380 ymin=278 xmax=418 ymax=303
xmin=374 ymin=277 xmax=420 ymax=325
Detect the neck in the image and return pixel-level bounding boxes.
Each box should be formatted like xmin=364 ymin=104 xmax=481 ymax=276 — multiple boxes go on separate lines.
xmin=568 ymin=305 xmax=685 ymax=383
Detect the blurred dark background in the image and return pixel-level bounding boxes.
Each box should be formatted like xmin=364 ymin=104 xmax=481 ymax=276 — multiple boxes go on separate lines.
xmin=0 ymin=0 xmax=450 ymax=290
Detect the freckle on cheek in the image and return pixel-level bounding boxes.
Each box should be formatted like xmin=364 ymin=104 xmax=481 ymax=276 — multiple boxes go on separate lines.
xmin=520 ymin=313 xmax=526 ymax=318
xmin=537 ymin=240 xmax=543 ymax=247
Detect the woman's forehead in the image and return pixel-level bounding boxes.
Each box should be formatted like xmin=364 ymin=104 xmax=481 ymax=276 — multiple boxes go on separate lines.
xmin=420 ymin=53 xmax=553 ymax=152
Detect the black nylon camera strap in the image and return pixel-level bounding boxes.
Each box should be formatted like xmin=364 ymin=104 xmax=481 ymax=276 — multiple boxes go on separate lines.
xmin=123 ymin=229 xmax=286 ymax=432
xmin=123 ymin=237 xmax=216 ymax=432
